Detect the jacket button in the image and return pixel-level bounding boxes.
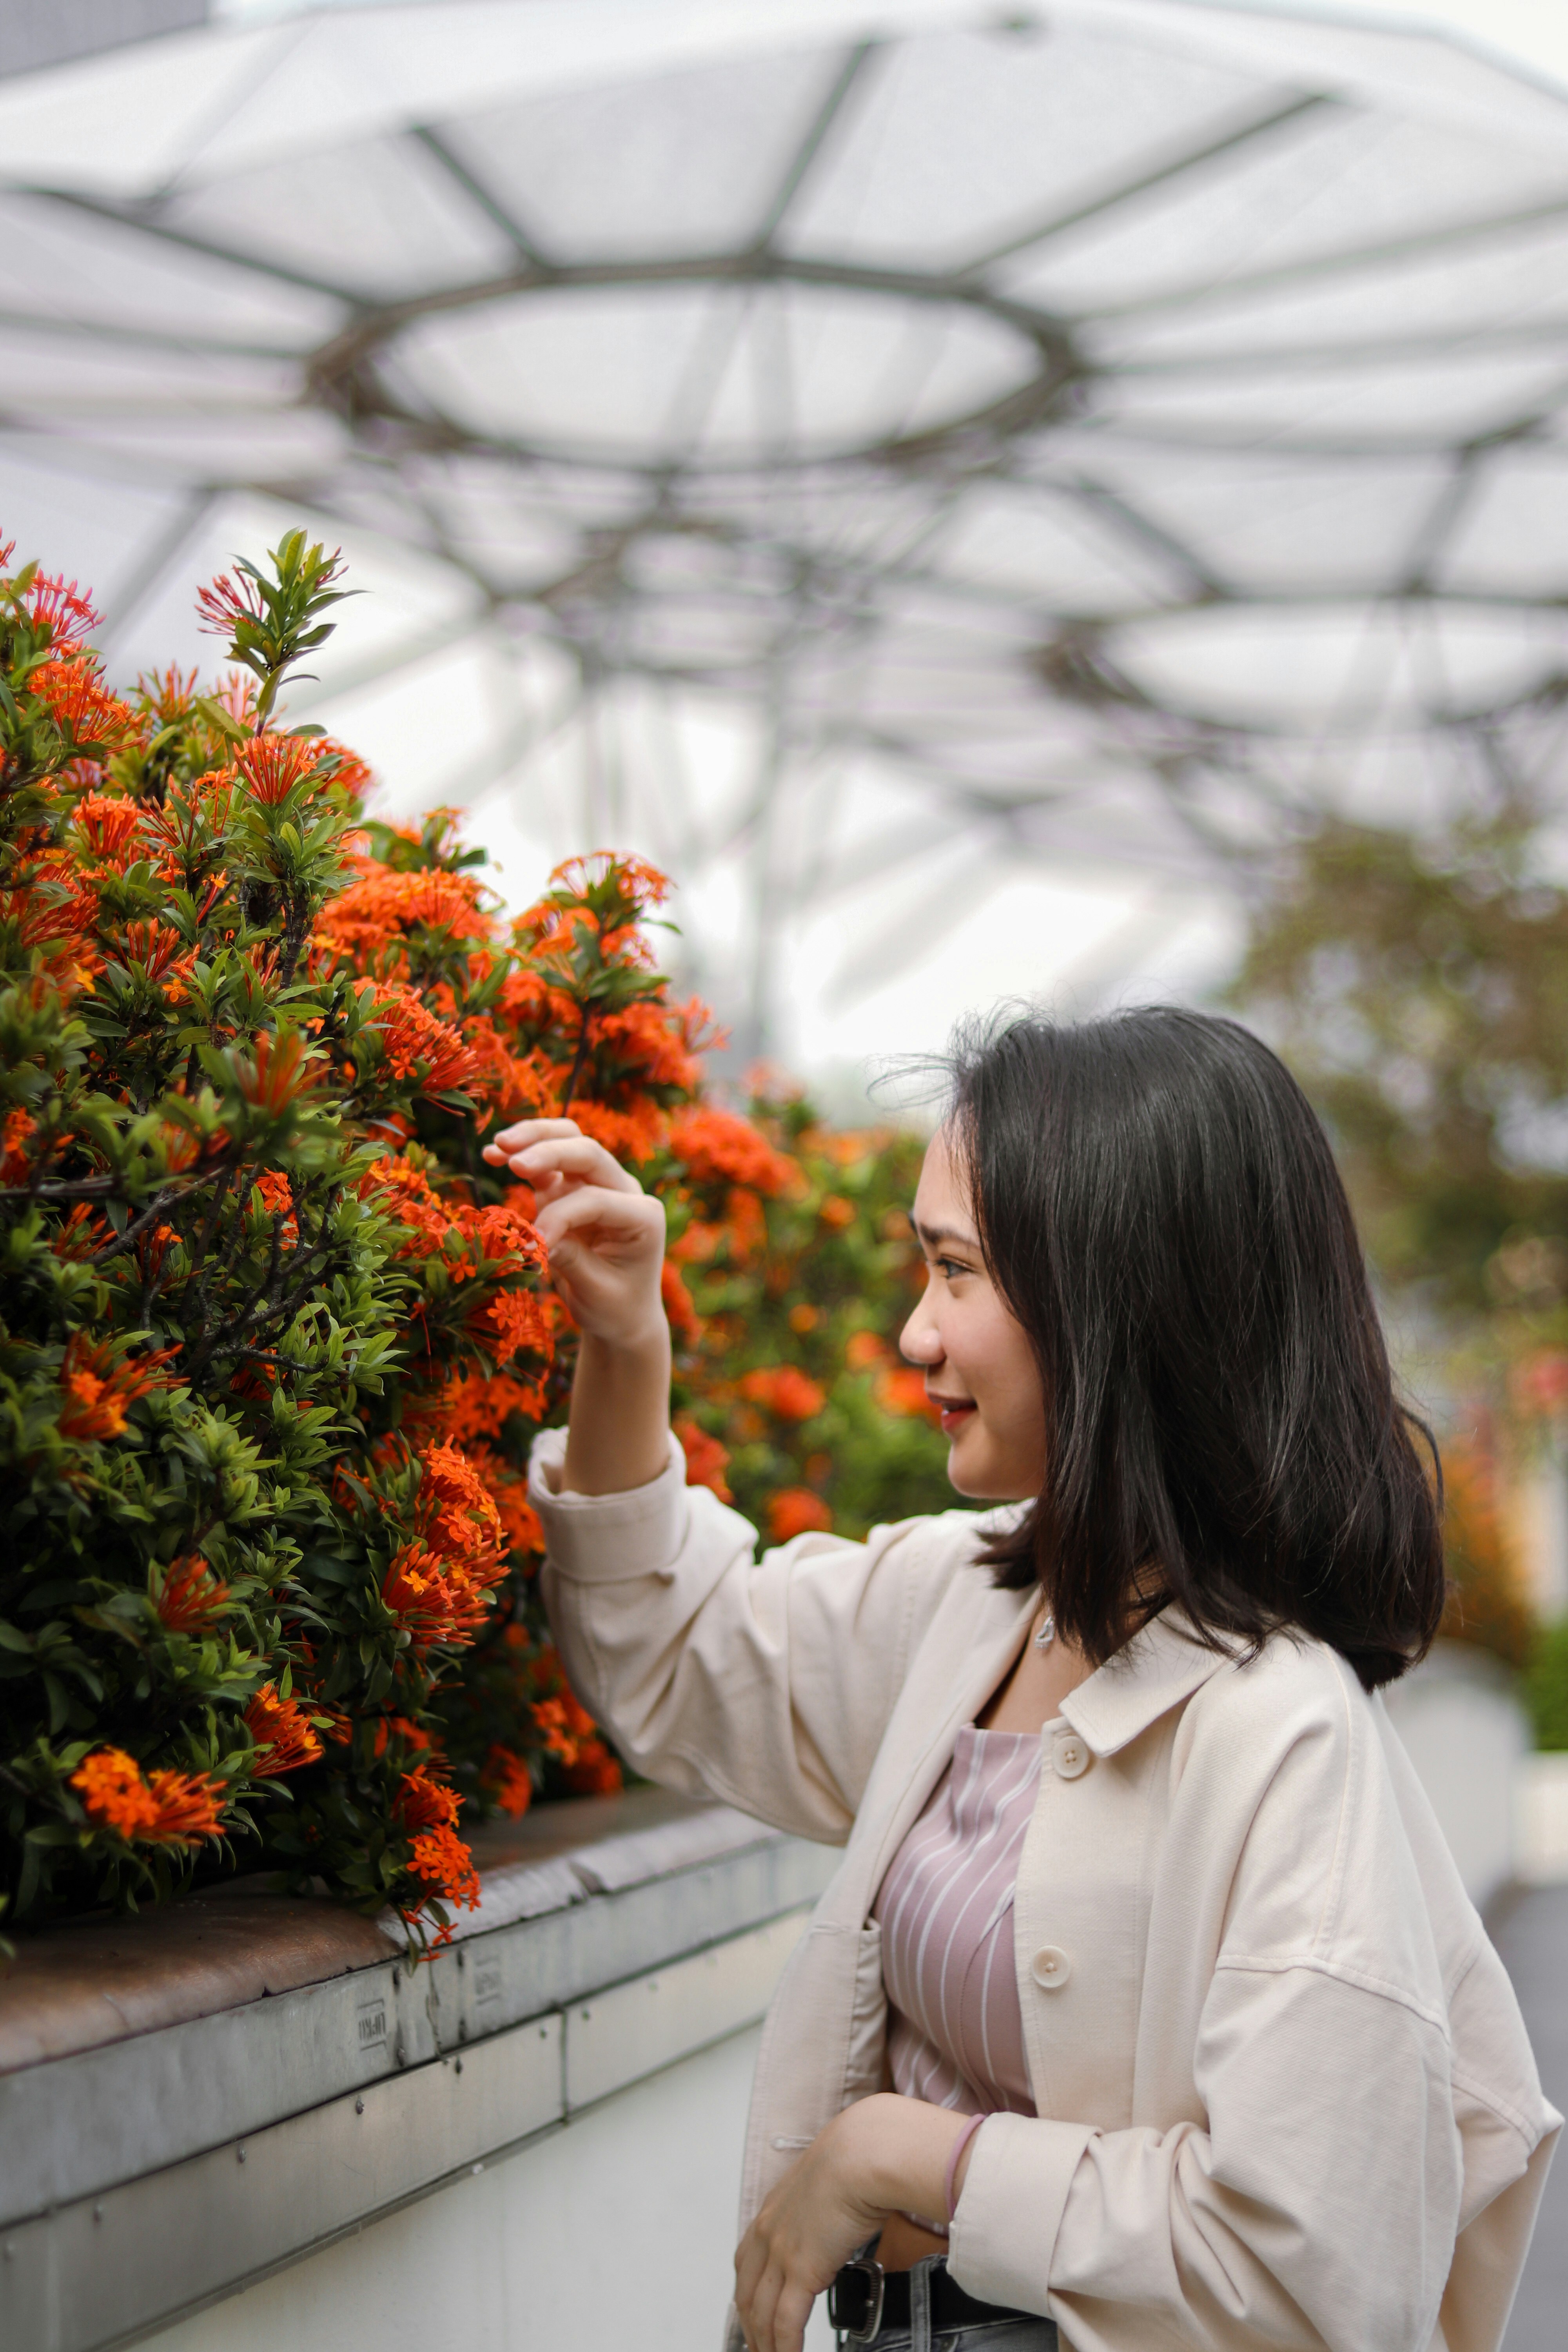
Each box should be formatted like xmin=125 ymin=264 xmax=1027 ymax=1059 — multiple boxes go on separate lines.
xmin=1052 ymin=1733 xmax=1090 ymax=1780
xmin=1031 ymin=1945 xmax=1071 ymax=1989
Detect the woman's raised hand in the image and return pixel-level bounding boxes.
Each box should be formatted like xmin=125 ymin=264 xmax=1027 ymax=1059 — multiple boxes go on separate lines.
xmin=482 ymin=1118 xmax=666 ymax=1352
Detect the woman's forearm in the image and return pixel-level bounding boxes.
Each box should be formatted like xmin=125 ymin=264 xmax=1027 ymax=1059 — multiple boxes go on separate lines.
xmin=562 ymin=1325 xmax=672 ymax=1495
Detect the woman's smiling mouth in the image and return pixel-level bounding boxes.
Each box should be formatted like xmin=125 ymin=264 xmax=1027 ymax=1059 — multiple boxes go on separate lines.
xmin=930 ymin=1396 xmax=976 ymax=1435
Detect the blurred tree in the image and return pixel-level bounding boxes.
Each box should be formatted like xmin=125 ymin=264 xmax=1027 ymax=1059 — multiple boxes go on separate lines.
xmin=1230 ymin=800 xmax=1568 ymax=1325
xmin=1230 ymin=799 xmax=1568 ymax=1669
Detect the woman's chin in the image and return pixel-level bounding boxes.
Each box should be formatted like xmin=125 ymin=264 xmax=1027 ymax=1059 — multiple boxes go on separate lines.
xmin=946 ymin=1430 xmax=1036 ymax=1503
xmin=944 ymin=1434 xmax=995 ymax=1499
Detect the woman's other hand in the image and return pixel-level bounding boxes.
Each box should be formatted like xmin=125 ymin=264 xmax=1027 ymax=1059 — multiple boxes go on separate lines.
xmin=734 ymin=2097 xmax=980 ymax=2352
xmin=483 ymin=1118 xmax=671 ymax=1494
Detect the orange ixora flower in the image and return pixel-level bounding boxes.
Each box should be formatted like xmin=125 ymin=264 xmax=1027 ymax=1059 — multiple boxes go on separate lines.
xmin=668 ymin=1107 xmax=797 ymax=1197
xmin=417 ymin=1440 xmax=508 ymax=1582
xmin=142 ymin=1767 xmax=228 ymax=1847
xmin=24 ymin=570 xmax=99 ymax=650
xmin=738 ymin=1365 xmax=826 ymax=1424
xmin=675 ymin=1416 xmax=731 ymax=1501
xmin=242 ymin=1685 xmax=323 ymax=1777
xmin=235 ymin=1028 xmax=319 ymax=1117
xmin=71 ymin=793 xmax=141 ymax=864
xmin=408 ymin=1824 xmax=482 ymax=1912
xmin=438 ymin=1368 xmax=551 ymax=1449
xmin=71 ymin=1749 xmax=226 ymax=1846
xmin=195 ymin=566 xmax=269 ymax=638
xmin=57 ymin=1335 xmax=179 ymax=1443
xmin=546 ymin=850 xmax=672 ymax=910
xmin=392 ymin=1764 xmax=462 ymax=1834
xmin=361 ymin=982 xmax=483 ymax=1096
xmin=152 ymin=1555 xmax=232 ymax=1635
xmin=232 ymin=731 xmax=319 ymax=806
xmin=480 ymin=1745 xmax=534 ymax=1819
xmin=382 ymin=1541 xmax=490 ymax=1653
xmin=661 ymin=1259 xmax=701 ymax=1341
xmin=72 ymin=1748 xmax=158 ymax=1838
xmin=532 ymin=1690 xmax=604 ymax=1769
xmin=472 ymin=1285 xmax=553 ymax=1369
xmin=33 ymin=653 xmax=138 ymax=751
xmin=0 ymin=1104 xmax=33 ymax=1184
xmin=767 ymin=1487 xmax=834 ymax=1544
xmin=319 ymin=866 xmax=493 ymax=969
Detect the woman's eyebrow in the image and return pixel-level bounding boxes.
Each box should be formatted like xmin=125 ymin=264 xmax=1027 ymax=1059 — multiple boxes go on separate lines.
xmin=914 ymin=1218 xmax=980 ymax=1251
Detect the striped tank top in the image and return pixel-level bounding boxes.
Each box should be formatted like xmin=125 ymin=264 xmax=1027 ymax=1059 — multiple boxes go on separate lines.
xmin=874 ymin=1722 xmax=1044 ymax=2118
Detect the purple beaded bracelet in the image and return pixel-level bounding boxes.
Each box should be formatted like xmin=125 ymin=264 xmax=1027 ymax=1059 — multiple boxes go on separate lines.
xmin=944 ymin=2113 xmax=987 ymax=2224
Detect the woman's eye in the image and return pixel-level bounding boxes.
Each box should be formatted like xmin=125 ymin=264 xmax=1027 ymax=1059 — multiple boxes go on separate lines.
xmin=936 ymin=1257 xmax=969 ymax=1281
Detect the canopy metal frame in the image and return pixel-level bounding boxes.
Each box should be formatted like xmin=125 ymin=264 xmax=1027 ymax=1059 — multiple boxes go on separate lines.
xmin=5 ymin=3 xmax=1568 ymax=1045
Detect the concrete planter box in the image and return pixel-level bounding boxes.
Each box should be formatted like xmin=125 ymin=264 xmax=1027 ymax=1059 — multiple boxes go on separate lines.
xmin=0 ymin=1791 xmax=836 ymax=2352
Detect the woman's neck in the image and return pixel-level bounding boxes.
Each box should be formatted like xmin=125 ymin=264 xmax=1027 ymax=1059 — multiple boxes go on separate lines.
xmin=976 ymin=1602 xmax=1096 ymax=1733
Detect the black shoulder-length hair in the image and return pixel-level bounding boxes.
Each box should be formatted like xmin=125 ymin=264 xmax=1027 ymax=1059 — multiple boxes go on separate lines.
xmin=944 ymin=1005 xmax=1445 ymax=1690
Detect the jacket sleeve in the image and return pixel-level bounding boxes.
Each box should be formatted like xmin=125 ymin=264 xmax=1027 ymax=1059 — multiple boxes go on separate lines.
xmin=529 ymin=1427 xmax=975 ymax=1842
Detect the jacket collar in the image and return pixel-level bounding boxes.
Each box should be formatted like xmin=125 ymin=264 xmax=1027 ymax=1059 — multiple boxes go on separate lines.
xmin=1061 ymin=1605 xmax=1235 ymax=1759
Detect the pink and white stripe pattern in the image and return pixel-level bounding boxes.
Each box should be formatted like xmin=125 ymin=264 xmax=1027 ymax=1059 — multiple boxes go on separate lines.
xmin=875 ymin=1722 xmax=1043 ymax=2118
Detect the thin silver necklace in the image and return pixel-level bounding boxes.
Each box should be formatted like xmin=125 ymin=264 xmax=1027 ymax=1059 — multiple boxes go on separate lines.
xmin=1033 ymin=1606 xmax=1056 ymax=1651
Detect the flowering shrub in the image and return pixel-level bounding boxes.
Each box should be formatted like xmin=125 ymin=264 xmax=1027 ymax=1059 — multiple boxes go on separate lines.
xmin=0 ymin=528 xmax=954 ymax=1945
xmin=0 ymin=534 xmax=568 ymax=1944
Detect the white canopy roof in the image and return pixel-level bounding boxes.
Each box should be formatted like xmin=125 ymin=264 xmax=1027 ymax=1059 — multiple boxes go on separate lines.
xmin=5 ymin=0 xmax=1568 ymax=1063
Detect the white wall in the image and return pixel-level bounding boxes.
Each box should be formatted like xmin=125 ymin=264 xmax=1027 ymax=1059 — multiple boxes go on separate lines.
xmin=143 ymin=2023 xmax=831 ymax=2352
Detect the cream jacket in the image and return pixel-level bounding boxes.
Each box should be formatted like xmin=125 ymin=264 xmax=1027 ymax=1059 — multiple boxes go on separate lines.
xmin=530 ymin=1430 xmax=1559 ymax=2352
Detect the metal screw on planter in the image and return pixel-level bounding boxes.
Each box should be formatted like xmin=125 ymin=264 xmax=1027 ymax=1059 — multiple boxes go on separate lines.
xmin=355 ymin=2098 xmax=365 ymax=2115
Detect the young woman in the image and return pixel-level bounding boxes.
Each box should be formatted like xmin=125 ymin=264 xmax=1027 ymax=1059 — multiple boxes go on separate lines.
xmin=487 ymin=1008 xmax=1558 ymax=2352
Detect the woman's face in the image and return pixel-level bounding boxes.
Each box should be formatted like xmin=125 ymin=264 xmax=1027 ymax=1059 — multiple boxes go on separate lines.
xmin=900 ymin=1127 xmax=1047 ymax=1501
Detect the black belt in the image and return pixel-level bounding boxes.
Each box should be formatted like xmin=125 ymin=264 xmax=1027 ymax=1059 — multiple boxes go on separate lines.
xmin=828 ymin=2255 xmax=1040 ymax=2344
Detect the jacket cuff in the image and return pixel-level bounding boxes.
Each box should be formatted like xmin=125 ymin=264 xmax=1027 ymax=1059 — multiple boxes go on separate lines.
xmin=527 ymin=1426 xmax=690 ymax=1582
xmin=945 ymin=2113 xmax=1096 ymax=2316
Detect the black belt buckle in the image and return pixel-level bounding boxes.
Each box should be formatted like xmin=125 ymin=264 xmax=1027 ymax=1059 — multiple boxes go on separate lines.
xmin=828 ymin=2255 xmax=886 ymax=2343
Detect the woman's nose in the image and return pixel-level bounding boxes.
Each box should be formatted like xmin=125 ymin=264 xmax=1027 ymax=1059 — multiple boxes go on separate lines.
xmin=900 ymin=1291 xmax=943 ymax=1366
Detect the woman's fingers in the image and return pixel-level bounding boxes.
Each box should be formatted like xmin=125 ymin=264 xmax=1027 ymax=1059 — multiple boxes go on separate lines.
xmin=770 ymin=2278 xmax=814 ymax=2352
xmin=512 ymin=1135 xmax=643 ymax=1193
xmin=483 ymin=1122 xmax=643 ymax=1197
xmin=483 ymin=1116 xmax=583 ymax=1161
xmin=733 ymin=2225 xmax=768 ymax=2322
xmin=530 ymin=1181 xmax=663 ymax=1258
xmin=741 ymin=2254 xmax=784 ymax=2352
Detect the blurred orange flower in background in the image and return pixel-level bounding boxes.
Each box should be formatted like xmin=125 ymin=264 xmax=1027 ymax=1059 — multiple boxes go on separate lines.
xmin=739 ymin=1366 xmax=825 ymax=1423
xmin=767 ymin=1487 xmax=834 ymax=1543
